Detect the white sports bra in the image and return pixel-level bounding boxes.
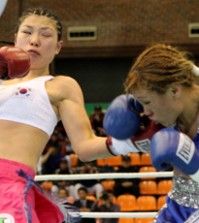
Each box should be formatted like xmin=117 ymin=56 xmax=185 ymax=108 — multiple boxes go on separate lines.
xmin=0 ymin=75 xmax=58 ymax=136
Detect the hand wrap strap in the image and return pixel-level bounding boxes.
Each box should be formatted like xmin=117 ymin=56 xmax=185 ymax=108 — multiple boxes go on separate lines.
xmin=106 ymin=136 xmax=139 ymax=156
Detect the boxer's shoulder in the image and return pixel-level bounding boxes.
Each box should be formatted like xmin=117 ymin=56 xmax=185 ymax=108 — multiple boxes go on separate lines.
xmin=46 ymin=75 xmax=84 ymax=104
xmin=51 ymin=75 xmax=81 ymax=90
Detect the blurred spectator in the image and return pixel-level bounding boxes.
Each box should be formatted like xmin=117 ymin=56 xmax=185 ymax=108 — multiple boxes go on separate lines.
xmin=51 ymin=180 xmax=76 ymax=199
xmin=40 ymin=180 xmax=57 ymax=198
xmin=55 ymin=158 xmax=70 ymax=174
xmin=114 ymin=155 xmax=140 ymax=197
xmin=60 ymin=136 xmax=74 ymax=156
xmin=73 ymin=161 xmax=104 ymax=200
xmin=40 ymin=143 xmax=64 ymax=174
xmin=54 ymin=121 xmax=66 ymax=139
xmin=74 ymin=187 xmax=96 ymax=223
xmin=57 ymin=188 xmax=74 ymax=204
xmin=89 ymin=105 xmax=106 ymax=136
xmin=48 ymin=132 xmax=61 ymax=149
xmin=94 ymin=190 xmax=120 ymax=223
xmin=52 ymin=121 xmax=72 ymax=156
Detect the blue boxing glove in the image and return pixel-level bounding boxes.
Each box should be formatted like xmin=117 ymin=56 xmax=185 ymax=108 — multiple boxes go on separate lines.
xmin=103 ymin=94 xmax=143 ymax=139
xmin=150 ymin=128 xmax=199 ymax=183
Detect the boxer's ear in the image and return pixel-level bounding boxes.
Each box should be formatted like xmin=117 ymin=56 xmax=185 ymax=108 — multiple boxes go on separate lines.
xmin=55 ymin=40 xmax=63 ymax=55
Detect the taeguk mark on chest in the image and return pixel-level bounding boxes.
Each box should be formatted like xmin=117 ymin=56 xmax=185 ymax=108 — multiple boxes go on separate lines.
xmin=15 ymin=87 xmax=32 ymax=97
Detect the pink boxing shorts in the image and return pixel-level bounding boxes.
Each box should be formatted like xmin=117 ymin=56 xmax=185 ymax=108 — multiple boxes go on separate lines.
xmin=0 ymin=158 xmax=64 ymax=223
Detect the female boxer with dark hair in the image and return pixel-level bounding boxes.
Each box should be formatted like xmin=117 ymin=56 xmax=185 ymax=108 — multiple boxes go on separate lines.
xmin=0 ymin=7 xmax=116 ymax=223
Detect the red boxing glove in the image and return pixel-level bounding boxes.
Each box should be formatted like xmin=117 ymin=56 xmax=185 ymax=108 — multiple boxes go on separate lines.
xmin=0 ymin=46 xmax=30 ymax=79
xmin=106 ymin=117 xmax=163 ymax=156
xmin=131 ymin=117 xmax=163 ymax=153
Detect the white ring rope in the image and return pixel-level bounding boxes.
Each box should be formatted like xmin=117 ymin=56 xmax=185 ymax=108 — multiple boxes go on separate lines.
xmin=80 ymin=212 xmax=157 ymax=218
xmin=35 ymin=171 xmax=173 ymax=181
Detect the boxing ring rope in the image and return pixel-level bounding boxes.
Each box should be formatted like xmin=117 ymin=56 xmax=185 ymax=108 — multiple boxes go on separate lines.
xmin=35 ymin=171 xmax=173 ymax=219
xmin=79 ymin=212 xmax=157 ymax=218
xmin=35 ymin=171 xmax=173 ymax=181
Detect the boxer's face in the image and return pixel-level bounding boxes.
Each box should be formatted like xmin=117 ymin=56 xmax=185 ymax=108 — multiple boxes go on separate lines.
xmin=14 ymin=15 xmax=62 ymax=70
xmin=133 ymin=87 xmax=182 ymax=127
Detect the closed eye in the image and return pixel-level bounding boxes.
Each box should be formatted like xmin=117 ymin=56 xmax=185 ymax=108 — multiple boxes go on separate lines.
xmin=143 ymin=101 xmax=150 ymax=105
xmin=41 ymin=33 xmax=52 ymax=38
xmin=140 ymin=100 xmax=150 ymax=105
xmin=22 ymin=30 xmax=32 ymax=35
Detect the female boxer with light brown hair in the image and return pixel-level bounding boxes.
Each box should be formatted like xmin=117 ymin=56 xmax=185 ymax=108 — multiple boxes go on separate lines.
xmin=124 ymin=43 xmax=199 ymax=223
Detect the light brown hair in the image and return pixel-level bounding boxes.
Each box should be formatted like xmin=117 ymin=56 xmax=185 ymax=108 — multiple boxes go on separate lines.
xmin=125 ymin=44 xmax=197 ymax=94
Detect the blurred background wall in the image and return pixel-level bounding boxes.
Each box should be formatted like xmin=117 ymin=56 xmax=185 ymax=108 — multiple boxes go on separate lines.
xmin=1 ymin=0 xmax=199 ymax=102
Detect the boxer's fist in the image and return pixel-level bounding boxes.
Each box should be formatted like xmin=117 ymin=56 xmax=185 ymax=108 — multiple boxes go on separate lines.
xmin=106 ymin=118 xmax=163 ymax=155
xmin=150 ymin=128 xmax=199 ymax=182
xmin=103 ymin=94 xmax=143 ymax=139
xmin=131 ymin=117 xmax=163 ymax=153
xmin=0 ymin=46 xmax=30 ymax=79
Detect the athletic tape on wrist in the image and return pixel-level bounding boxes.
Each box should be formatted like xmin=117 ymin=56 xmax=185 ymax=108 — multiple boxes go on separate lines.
xmin=106 ymin=136 xmax=117 ymax=156
xmin=106 ymin=137 xmax=139 ymax=156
